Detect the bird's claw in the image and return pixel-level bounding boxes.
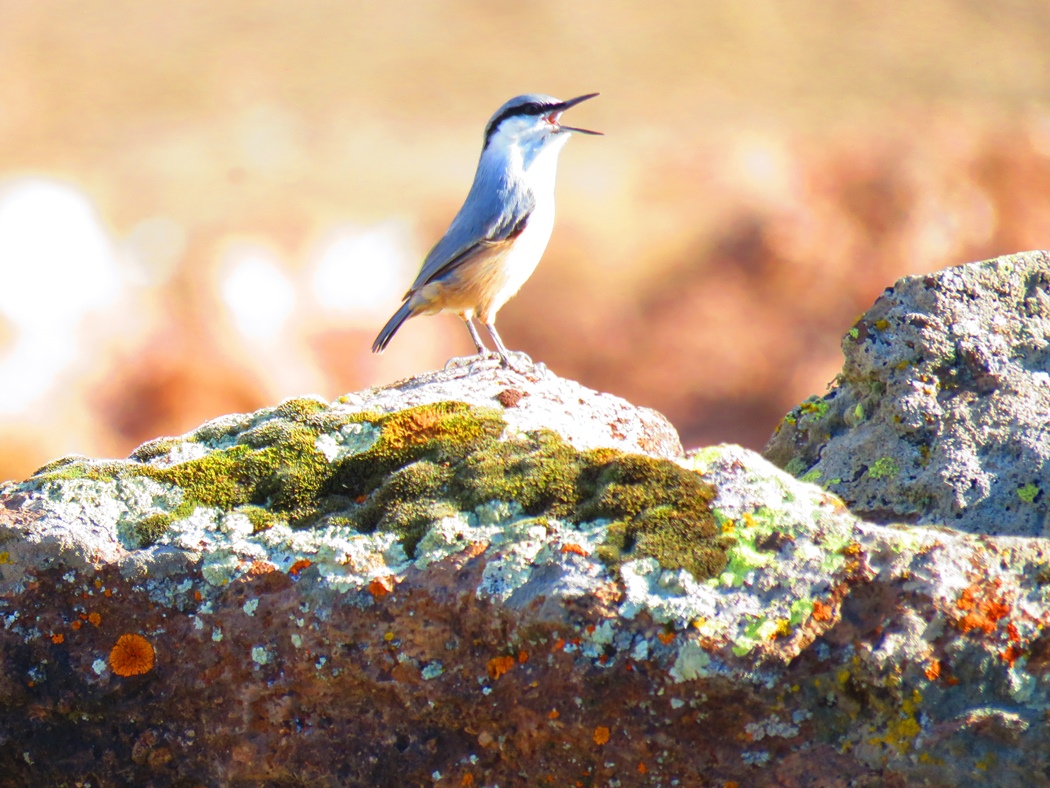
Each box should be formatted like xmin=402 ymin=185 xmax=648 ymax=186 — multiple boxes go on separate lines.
xmin=497 ymin=351 xmax=534 ymax=374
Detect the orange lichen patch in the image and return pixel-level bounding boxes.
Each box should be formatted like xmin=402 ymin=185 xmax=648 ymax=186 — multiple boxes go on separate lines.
xmin=955 ymin=582 xmax=1010 ymax=635
xmin=1000 ymin=644 xmax=1023 ymax=667
xmin=93 ymin=579 xmax=102 ymax=589
xmin=109 ymin=633 xmax=155 ymax=677
xmin=924 ymin=660 xmax=941 ymax=681
xmin=553 ymin=638 xmax=565 ymax=651
xmin=104 ymin=589 xmax=113 ymax=597
xmin=288 ymin=558 xmax=312 ymax=576
xmin=637 ymin=762 xmax=648 ymax=774
xmin=1006 ymin=622 xmax=1021 ymax=642
xmin=368 ymin=576 xmax=395 ymax=597
xmin=51 ymin=633 xmax=64 ymax=645
xmin=88 ymin=612 xmax=102 ymax=627
xmin=487 ymin=655 xmax=515 ymax=680
xmin=461 ymin=774 xmax=475 ymax=787
xmin=812 ymin=600 xmax=834 ymax=622
xmin=561 ymin=543 xmax=590 ymax=557
xmin=593 ymin=726 xmax=610 ymax=745
xmin=246 ymin=560 xmax=277 ymax=577
xmin=548 ymin=709 xmax=560 ymax=720
xmin=657 ymin=630 xmax=676 ymax=645
xmin=463 ymin=541 xmax=489 ymax=560
xmin=71 ymin=621 xmax=82 ymax=631
xmin=518 ymin=650 xmax=528 ymax=663
xmin=383 ymin=407 xmax=449 ymax=449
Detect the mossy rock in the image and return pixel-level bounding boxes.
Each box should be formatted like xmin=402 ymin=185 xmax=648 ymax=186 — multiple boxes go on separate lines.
xmin=25 ymin=400 xmax=728 ymax=580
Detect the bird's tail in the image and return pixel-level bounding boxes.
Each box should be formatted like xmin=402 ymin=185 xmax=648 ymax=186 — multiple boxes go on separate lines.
xmin=372 ymin=302 xmax=414 ymax=354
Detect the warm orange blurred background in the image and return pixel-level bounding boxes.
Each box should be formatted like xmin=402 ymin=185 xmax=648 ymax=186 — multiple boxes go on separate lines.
xmin=1 ymin=1 xmax=1049 ymax=481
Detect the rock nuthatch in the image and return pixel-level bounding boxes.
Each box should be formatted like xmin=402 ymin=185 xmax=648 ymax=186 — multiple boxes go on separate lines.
xmin=372 ymin=93 xmax=600 ymax=369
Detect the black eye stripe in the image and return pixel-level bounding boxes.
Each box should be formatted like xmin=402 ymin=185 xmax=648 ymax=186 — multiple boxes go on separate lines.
xmin=483 ymin=102 xmax=558 ymax=146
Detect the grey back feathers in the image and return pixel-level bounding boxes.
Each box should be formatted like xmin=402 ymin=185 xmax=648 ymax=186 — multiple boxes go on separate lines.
xmin=409 ymin=105 xmax=543 ymax=292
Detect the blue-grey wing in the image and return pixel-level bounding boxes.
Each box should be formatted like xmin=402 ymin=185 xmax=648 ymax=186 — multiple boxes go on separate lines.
xmin=408 ymin=168 xmax=535 ymax=293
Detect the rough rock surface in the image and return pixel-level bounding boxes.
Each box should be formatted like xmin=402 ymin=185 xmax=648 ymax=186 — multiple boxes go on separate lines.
xmin=3 ymin=360 xmax=1050 ymax=786
xmin=765 ymin=250 xmax=1050 ymax=536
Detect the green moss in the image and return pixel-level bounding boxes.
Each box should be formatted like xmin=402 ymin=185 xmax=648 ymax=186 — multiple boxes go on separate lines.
xmin=191 ymin=413 xmax=257 ymax=446
xmin=455 ymin=429 xmax=583 ymax=517
xmin=237 ymin=505 xmax=285 ymax=533
xmin=31 ymin=455 xmax=90 ymax=478
xmin=130 ymin=437 xmax=182 ymax=463
xmin=132 ymin=512 xmax=175 ymax=548
xmin=30 ymin=459 xmax=129 ymax=485
xmin=274 ymin=397 xmax=328 ymax=420
xmin=577 ymin=455 xmax=723 ymax=579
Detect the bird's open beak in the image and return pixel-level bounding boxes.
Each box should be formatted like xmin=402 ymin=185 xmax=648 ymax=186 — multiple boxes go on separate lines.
xmin=554 ymin=92 xmax=602 ymax=136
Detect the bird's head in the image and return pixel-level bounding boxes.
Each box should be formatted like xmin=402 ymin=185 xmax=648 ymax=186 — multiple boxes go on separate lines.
xmin=482 ymin=93 xmax=601 ymax=156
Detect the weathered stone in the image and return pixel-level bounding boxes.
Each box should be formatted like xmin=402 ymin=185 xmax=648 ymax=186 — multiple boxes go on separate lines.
xmin=2 ymin=341 xmax=1049 ymax=785
xmin=765 ymin=250 xmax=1050 ymax=536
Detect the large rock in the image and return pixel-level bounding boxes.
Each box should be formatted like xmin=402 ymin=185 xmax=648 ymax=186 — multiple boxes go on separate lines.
xmin=765 ymin=250 xmax=1050 ymax=536
xmin=2 ymin=341 xmax=1050 ymax=785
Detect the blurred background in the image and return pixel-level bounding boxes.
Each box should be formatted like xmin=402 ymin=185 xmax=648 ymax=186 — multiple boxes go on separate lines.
xmin=1 ymin=0 xmax=1049 ymax=481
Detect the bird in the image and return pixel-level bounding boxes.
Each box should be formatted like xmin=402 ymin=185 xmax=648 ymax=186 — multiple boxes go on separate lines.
xmin=372 ymin=92 xmax=601 ymax=369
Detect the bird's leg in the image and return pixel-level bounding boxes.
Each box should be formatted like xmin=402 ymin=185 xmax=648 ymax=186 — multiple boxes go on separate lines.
xmin=463 ymin=317 xmax=492 ymax=356
xmin=485 ymin=322 xmax=532 ymax=372
xmin=445 ymin=316 xmax=498 ymax=369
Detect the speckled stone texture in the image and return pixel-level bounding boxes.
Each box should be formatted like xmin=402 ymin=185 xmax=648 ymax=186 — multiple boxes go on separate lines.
xmin=765 ymin=250 xmax=1050 ymax=536
xmin=3 ymin=361 xmax=1050 ymax=786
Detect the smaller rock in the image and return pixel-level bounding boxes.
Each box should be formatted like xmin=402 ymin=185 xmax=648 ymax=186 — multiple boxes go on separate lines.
xmin=765 ymin=250 xmax=1050 ymax=536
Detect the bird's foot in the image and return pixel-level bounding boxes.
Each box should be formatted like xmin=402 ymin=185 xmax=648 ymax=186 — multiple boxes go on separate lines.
xmin=444 ymin=352 xmax=500 ymax=371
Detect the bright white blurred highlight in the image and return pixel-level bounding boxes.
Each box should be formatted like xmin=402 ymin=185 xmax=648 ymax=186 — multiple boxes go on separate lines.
xmin=0 ymin=179 xmax=119 ymax=327
xmin=309 ymin=221 xmax=415 ymax=325
xmin=0 ymin=178 xmax=120 ymax=413
xmin=220 ymin=247 xmax=296 ymax=341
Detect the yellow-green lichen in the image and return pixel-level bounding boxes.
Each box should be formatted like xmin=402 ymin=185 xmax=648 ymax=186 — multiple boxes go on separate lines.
xmin=798 ymin=397 xmax=830 ymax=419
xmin=1017 ymin=483 xmax=1040 ymax=503
xmin=868 ymin=457 xmax=900 ymax=480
